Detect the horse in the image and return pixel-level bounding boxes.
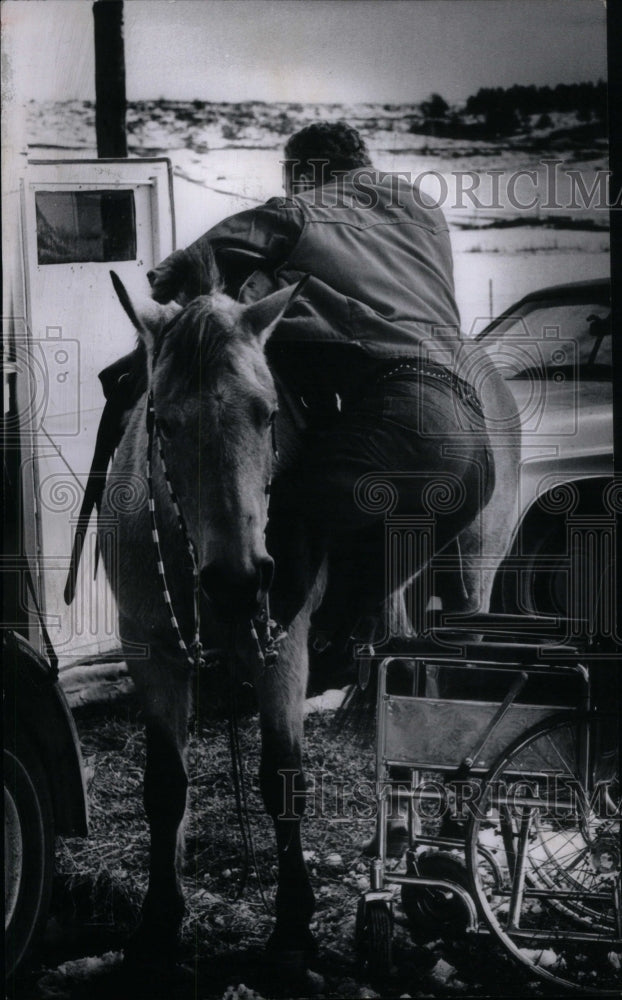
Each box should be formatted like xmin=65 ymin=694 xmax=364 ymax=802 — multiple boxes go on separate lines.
xmin=98 ymin=252 xmax=520 ymax=981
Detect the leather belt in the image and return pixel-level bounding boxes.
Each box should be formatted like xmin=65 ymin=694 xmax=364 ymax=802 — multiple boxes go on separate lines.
xmin=377 ymin=360 xmax=484 ymax=415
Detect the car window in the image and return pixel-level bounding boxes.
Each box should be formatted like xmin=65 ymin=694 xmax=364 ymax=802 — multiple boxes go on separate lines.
xmin=484 ymin=298 xmax=611 ymax=381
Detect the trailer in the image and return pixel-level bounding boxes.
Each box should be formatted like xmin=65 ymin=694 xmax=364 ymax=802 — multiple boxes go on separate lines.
xmin=4 ymin=155 xmax=175 ymax=666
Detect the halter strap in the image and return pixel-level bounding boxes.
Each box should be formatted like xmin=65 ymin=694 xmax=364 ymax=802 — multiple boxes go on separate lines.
xmin=146 ymin=391 xmax=204 ymax=669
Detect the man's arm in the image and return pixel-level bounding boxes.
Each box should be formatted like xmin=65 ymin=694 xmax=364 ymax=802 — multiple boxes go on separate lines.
xmin=148 ymin=198 xmax=303 ymax=303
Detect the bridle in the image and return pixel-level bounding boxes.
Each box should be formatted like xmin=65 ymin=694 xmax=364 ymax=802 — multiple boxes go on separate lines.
xmin=145 ymin=378 xmax=286 ymax=672
xmin=146 ymin=390 xmax=206 ymax=669
xmin=145 ymin=372 xmax=284 ymax=914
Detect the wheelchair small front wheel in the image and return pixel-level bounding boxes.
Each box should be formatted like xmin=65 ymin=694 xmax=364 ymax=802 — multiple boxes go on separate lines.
xmin=355 ymin=898 xmax=393 ymax=980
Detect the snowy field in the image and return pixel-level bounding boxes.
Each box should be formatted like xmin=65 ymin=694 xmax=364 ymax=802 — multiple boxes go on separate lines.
xmin=28 ymin=99 xmax=611 ymax=333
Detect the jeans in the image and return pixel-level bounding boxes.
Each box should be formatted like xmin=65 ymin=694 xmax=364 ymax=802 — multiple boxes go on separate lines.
xmin=267 ymin=373 xmax=495 ymax=638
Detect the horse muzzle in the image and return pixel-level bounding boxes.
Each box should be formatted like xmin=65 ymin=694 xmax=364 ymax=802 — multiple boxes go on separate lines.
xmin=200 ymin=557 xmax=274 ymax=618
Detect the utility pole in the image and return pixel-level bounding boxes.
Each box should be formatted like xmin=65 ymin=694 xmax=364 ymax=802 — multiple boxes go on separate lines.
xmin=93 ymin=0 xmax=127 ymax=157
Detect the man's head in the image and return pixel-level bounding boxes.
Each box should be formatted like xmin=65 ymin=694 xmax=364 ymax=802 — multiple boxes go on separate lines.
xmin=283 ymin=121 xmax=372 ymax=196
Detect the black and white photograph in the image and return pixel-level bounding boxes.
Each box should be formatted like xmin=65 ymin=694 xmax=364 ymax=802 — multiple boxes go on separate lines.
xmin=2 ymin=1 xmax=620 ymax=997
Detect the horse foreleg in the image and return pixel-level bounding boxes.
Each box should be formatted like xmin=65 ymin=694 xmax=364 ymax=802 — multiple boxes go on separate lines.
xmin=125 ymin=660 xmax=191 ymax=965
xmin=251 ymin=613 xmax=316 ymax=966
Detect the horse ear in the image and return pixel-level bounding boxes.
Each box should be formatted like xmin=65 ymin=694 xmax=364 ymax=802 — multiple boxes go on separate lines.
xmin=110 ymin=271 xmax=181 ymax=346
xmin=242 ymin=275 xmax=310 ymax=347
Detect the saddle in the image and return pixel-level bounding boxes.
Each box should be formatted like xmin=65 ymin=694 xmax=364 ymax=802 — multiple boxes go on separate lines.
xmin=63 ymin=347 xmax=146 ymax=605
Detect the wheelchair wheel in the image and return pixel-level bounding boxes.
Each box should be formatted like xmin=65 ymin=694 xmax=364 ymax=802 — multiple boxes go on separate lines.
xmin=466 ymin=712 xmax=620 ymax=995
xmin=401 ymin=852 xmax=471 ymax=935
xmin=354 ymin=896 xmax=367 ymax=956
xmin=355 ymin=899 xmax=393 ymax=979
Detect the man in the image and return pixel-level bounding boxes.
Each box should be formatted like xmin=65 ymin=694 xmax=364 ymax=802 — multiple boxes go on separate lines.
xmin=102 ymin=121 xmax=494 ymax=663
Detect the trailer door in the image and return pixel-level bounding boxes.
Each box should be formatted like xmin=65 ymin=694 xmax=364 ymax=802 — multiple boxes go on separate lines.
xmin=20 ymin=159 xmax=175 ymax=664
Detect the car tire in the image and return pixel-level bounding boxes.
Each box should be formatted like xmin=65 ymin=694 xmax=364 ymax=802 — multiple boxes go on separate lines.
xmin=4 ymin=739 xmax=55 ymax=981
xmin=499 ymin=485 xmax=613 ymax=624
xmin=500 ymin=518 xmax=566 ymax=616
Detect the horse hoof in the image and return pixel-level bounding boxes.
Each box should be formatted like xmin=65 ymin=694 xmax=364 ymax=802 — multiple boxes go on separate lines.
xmin=262 ymin=950 xmax=324 ymax=997
xmin=297 ymin=968 xmax=325 ymax=996
xmin=123 ymin=926 xmax=181 ymax=970
xmin=121 ymin=956 xmax=195 ymax=1000
xmin=264 ymin=947 xmax=307 ymax=975
xmin=266 ymin=926 xmax=318 ymax=961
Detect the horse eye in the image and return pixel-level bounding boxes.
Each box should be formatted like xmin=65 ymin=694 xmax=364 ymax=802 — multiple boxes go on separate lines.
xmin=157 ymin=416 xmax=174 ymax=439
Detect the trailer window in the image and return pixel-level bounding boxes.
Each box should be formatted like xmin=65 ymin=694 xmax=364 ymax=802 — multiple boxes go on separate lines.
xmin=35 ymin=190 xmax=137 ymax=265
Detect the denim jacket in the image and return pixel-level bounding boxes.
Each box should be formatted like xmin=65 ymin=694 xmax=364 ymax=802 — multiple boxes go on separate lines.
xmin=151 ymin=169 xmax=469 ymax=391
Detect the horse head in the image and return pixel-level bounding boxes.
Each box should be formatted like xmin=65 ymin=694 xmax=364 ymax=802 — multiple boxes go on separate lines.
xmin=110 ymin=259 xmax=306 ymax=618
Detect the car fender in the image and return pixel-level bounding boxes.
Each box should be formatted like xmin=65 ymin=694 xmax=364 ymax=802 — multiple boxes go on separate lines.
xmin=3 ymin=631 xmax=88 ymax=837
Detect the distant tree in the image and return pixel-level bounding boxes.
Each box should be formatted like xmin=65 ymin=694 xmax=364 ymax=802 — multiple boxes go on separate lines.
xmin=485 ymin=106 xmax=521 ymax=136
xmin=592 ymin=80 xmax=606 ymax=121
xmin=461 ymin=80 xmax=606 ymax=137
xmin=272 ymin=111 xmax=296 ymax=135
xmin=420 ymin=93 xmax=449 ymax=119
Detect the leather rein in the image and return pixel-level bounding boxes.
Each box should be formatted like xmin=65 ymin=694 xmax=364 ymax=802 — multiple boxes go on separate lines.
xmin=145 ymin=383 xmax=286 ymax=672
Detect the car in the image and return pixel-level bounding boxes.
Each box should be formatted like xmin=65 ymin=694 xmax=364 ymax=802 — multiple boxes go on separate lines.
xmin=476 ymin=277 xmax=613 ymax=621
xmin=4 ymin=349 xmax=89 ymax=983
xmin=3 ymin=630 xmax=89 ymax=982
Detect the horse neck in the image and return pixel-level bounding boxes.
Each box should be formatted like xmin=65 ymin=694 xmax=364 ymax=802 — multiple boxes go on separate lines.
xmin=274 ymin=378 xmax=306 ymax=473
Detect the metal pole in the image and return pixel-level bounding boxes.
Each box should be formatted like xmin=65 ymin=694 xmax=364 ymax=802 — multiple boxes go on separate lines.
xmin=93 ymin=0 xmax=127 ymax=157
xmin=607 ymin=2 xmax=622 ymax=706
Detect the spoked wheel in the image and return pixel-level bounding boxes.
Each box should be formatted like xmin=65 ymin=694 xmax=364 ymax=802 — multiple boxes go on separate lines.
xmin=355 ymin=898 xmax=393 ymax=979
xmin=467 ymin=712 xmax=620 ymax=994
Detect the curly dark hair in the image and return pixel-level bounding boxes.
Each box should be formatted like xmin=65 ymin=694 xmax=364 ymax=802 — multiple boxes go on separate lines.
xmin=283 ymin=121 xmax=372 ymax=186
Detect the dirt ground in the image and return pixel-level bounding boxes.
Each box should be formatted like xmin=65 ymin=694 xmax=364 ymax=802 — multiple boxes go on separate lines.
xmin=9 ymin=679 xmax=574 ymax=1000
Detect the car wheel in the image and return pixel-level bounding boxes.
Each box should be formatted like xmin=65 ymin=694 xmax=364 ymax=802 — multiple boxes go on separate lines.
xmin=521 ymin=519 xmax=568 ymax=616
xmin=4 ymin=740 xmax=55 ymax=980
xmin=502 ymin=514 xmax=611 ymax=624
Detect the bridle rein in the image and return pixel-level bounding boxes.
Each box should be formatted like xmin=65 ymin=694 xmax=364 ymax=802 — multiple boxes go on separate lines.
xmin=145 ymin=367 xmax=282 ymax=914
xmin=145 ymin=370 xmax=286 ymax=672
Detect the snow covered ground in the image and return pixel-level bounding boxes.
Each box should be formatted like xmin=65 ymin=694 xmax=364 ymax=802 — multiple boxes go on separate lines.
xmin=27 ymin=99 xmax=611 ymax=333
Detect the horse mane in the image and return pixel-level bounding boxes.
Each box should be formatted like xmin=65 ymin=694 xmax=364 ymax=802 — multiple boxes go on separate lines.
xmin=182 ymin=244 xmax=223 ymax=301
xmin=155 ymin=294 xmax=242 ymax=383
xmin=151 ymin=244 xmax=244 ymax=381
